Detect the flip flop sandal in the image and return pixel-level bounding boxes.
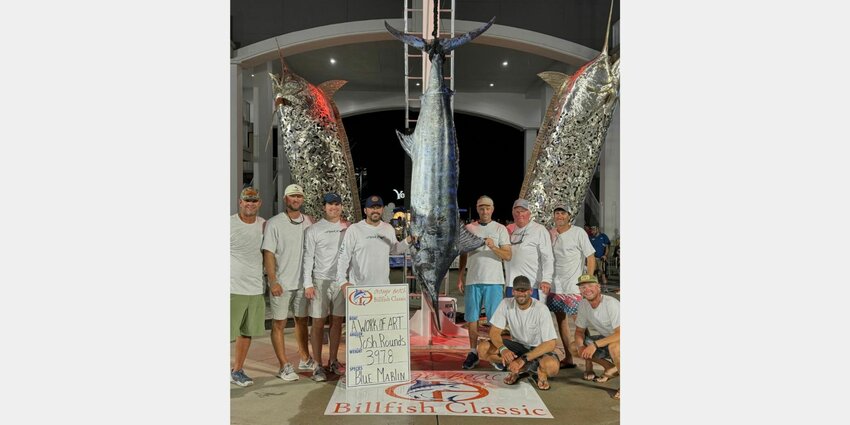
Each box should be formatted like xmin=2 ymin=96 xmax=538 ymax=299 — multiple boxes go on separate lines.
xmin=503 ymin=373 xmax=521 ymax=385
xmin=583 ymin=371 xmax=598 ymax=381
xmin=535 ymin=369 xmax=550 ymax=390
xmin=593 ymin=369 xmax=619 ymax=383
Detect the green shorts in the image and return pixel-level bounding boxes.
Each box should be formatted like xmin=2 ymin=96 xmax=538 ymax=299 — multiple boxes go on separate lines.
xmin=230 ymin=294 xmax=266 ymax=341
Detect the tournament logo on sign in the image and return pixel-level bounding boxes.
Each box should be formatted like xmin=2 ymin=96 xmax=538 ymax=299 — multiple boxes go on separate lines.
xmin=386 ymin=379 xmax=489 ymax=402
xmin=349 ymin=289 xmax=374 ymax=305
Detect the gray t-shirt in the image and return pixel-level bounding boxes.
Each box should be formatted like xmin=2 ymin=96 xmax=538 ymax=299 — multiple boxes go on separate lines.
xmin=230 ymin=214 xmax=266 ymax=295
xmin=302 ymin=218 xmax=348 ymax=287
xmin=261 ymin=212 xmax=313 ymax=290
xmin=335 ymin=220 xmax=410 ymax=288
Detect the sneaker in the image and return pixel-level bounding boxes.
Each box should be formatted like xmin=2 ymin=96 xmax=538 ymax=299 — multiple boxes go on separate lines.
xmin=299 ymin=357 xmax=316 ymax=371
xmin=329 ymin=359 xmax=345 ymax=375
xmin=462 ymin=352 xmax=479 ymax=370
xmin=493 ymin=361 xmax=507 ymax=372
xmin=277 ymin=363 xmax=299 ymax=381
xmin=312 ymin=366 xmax=328 ymax=382
xmin=230 ymin=369 xmax=254 ymax=387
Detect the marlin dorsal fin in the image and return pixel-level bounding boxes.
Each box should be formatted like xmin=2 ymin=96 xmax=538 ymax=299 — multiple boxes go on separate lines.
xmin=318 ymin=80 xmax=347 ymax=99
xmin=395 ymin=130 xmax=415 ymax=159
xmin=538 ymin=71 xmax=570 ymax=91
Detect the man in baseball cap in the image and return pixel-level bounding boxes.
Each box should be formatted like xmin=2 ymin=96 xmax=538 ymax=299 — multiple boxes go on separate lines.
xmin=574 ymin=273 xmax=620 ymax=400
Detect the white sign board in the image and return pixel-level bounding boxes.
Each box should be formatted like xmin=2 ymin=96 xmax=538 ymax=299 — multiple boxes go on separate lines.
xmin=345 ymin=285 xmax=411 ymax=389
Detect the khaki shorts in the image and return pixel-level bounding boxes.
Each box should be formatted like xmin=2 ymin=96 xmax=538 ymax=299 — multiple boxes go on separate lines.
xmin=230 ymin=294 xmax=266 ymax=341
xmin=308 ymin=278 xmax=346 ymax=318
xmin=269 ymin=288 xmax=309 ymax=321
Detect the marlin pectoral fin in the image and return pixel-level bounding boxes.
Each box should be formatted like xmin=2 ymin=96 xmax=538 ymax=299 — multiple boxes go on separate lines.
xmin=384 ymin=21 xmax=427 ymax=51
xmin=456 ymin=224 xmax=485 ymax=255
xmin=318 ymin=80 xmax=347 ymax=99
xmin=538 ymin=71 xmax=570 ymax=92
xmin=439 ymin=17 xmax=495 ymax=53
xmin=395 ymin=130 xmax=415 ymax=159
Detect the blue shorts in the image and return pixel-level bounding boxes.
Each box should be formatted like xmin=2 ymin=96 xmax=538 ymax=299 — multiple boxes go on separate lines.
xmin=504 ymin=287 xmax=540 ymax=300
xmin=463 ymin=284 xmax=503 ymax=322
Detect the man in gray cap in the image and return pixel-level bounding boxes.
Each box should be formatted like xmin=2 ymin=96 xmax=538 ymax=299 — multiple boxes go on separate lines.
xmin=230 ymin=187 xmax=265 ymax=386
xmin=548 ymin=203 xmax=597 ymax=369
xmin=477 ymin=275 xmax=562 ymax=390
xmin=504 ymin=199 xmax=554 ymax=300
xmin=262 ymin=183 xmax=315 ymax=381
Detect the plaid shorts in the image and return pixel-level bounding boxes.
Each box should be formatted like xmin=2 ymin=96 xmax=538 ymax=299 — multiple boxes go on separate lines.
xmin=546 ymin=293 xmax=582 ymax=315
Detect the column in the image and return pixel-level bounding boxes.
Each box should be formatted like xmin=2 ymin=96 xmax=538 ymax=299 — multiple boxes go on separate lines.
xmin=230 ymin=63 xmax=244 ymax=215
xmin=253 ymin=62 xmax=277 ymax=218
xmin=600 ymin=106 xmax=620 ymax=240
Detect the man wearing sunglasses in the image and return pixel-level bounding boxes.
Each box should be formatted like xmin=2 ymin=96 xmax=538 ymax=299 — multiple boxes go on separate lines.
xmin=262 ymin=184 xmax=315 ymax=381
xmin=230 ymin=187 xmax=266 ymax=387
xmin=477 ymin=275 xmax=562 ymax=390
xmin=504 ymin=199 xmax=554 ymax=300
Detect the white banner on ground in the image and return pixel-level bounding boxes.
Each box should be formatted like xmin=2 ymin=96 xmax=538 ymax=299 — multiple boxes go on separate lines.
xmin=345 ymin=285 xmax=410 ymax=389
xmin=326 ymin=370 xmax=552 ymax=418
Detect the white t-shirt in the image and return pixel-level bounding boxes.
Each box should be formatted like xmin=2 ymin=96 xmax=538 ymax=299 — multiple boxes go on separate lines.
xmin=336 ymin=220 xmax=410 ymax=287
xmin=505 ymin=221 xmax=554 ymax=288
xmin=261 ymin=212 xmax=314 ymax=290
xmin=302 ymin=218 xmax=348 ymax=287
xmin=550 ymin=225 xmax=596 ymax=295
xmin=576 ymin=295 xmax=620 ymax=336
xmin=490 ymin=297 xmax=558 ymax=347
xmin=230 ymin=214 xmax=266 ymax=295
xmin=464 ymin=221 xmax=510 ymax=285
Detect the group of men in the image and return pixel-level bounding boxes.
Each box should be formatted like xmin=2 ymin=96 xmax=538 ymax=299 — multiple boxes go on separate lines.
xmin=230 ymin=184 xmax=410 ymax=386
xmin=231 ymin=187 xmax=619 ymax=399
xmin=458 ymin=196 xmax=620 ymax=399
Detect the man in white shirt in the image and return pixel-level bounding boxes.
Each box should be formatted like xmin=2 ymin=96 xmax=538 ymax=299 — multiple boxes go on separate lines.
xmin=548 ymin=204 xmax=597 ymax=369
xmin=230 ymin=187 xmax=266 ymax=387
xmin=335 ymin=195 xmax=412 ymax=295
xmin=301 ymin=192 xmax=348 ymax=381
xmin=504 ymin=199 xmax=554 ymax=300
xmin=457 ymin=195 xmax=512 ymax=370
xmin=477 ymin=276 xmax=562 ymax=390
xmin=262 ymin=184 xmax=314 ymax=381
xmin=574 ymin=274 xmax=621 ymax=400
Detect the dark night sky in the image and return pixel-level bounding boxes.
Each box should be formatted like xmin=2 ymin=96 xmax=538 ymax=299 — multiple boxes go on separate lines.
xmin=342 ymin=110 xmax=525 ymax=223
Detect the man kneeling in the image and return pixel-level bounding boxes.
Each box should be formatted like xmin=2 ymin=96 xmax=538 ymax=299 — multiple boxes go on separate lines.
xmin=477 ymin=275 xmax=561 ymax=390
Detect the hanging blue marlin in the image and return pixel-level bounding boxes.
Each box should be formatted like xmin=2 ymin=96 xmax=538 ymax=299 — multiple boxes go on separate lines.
xmin=519 ymin=1 xmax=620 ymax=227
xmin=385 ymin=18 xmax=495 ymax=330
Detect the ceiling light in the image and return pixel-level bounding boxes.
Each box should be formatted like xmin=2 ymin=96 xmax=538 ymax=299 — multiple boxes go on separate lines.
xmin=329 ymin=58 xmax=336 ymax=64
xmin=250 ymin=74 xmax=255 ymax=77
xmin=489 ymin=83 xmax=494 ymax=87
xmin=415 ymin=82 xmax=420 ymax=86
xmin=502 ymin=61 xmax=508 ymax=66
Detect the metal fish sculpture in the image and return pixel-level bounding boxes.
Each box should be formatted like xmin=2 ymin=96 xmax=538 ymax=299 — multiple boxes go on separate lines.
xmin=269 ymin=56 xmax=361 ymax=222
xmin=385 ymin=18 xmax=494 ymax=329
xmin=519 ymin=2 xmax=620 ymax=227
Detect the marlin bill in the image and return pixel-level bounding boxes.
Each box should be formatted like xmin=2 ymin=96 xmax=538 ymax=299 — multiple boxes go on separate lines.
xmin=270 ymin=60 xmax=361 ymax=222
xmin=519 ymin=2 xmax=620 ymax=227
xmin=385 ymin=19 xmax=494 ymax=329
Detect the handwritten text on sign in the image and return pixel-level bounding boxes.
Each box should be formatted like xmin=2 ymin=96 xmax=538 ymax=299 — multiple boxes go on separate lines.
xmin=346 ymin=285 xmax=410 ymax=389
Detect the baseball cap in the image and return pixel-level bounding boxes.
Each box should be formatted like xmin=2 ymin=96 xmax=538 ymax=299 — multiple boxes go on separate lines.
xmin=512 ymin=275 xmax=532 ymax=291
xmin=323 ymin=192 xmax=342 ymax=204
xmin=284 ymin=184 xmax=304 ymax=196
xmin=364 ymin=195 xmax=384 ymax=208
xmin=553 ymin=203 xmax=570 ymax=213
xmin=512 ymin=199 xmax=530 ymax=210
xmin=240 ymin=187 xmax=260 ymax=201
xmin=577 ymin=274 xmax=599 ymax=286
xmin=476 ymin=196 xmax=494 ymax=207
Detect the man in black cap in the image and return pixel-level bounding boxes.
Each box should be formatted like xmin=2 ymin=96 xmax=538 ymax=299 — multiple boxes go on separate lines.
xmin=335 ymin=195 xmax=413 ymax=295
xmin=477 ymin=275 xmax=562 ymax=390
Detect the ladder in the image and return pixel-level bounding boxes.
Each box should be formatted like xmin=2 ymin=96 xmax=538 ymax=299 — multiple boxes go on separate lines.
xmin=403 ymin=0 xmax=455 ymax=129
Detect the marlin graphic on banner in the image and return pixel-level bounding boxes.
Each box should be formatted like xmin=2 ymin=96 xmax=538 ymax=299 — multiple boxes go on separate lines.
xmin=385 ymin=18 xmax=495 ymax=329
xmin=269 ymin=51 xmax=362 ymax=223
xmin=519 ymin=1 xmax=620 ymax=227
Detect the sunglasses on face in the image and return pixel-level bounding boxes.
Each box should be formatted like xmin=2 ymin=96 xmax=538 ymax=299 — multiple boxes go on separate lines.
xmin=513 ymin=288 xmax=531 ymax=293
xmin=243 ymin=199 xmax=259 ymax=203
